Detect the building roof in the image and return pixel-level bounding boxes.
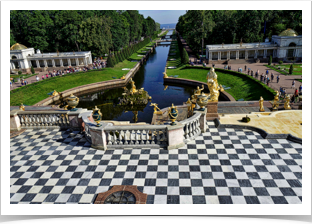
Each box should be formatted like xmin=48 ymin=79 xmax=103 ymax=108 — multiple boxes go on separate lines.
xmin=279 ymin=28 xmax=298 ymax=37
xmin=10 ymin=43 xmax=28 ymax=50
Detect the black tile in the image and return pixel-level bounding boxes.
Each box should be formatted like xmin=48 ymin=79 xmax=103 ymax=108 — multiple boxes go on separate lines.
xmin=188 ymin=154 xmax=198 ymax=160
xmin=218 ymin=196 xmax=233 ymax=204
xmin=270 ymin=172 xmax=285 ymax=179
xmin=254 ymin=166 xmax=268 ymax=172
xmin=224 ymin=172 xmax=236 ymax=179
xmin=271 ymin=196 xmax=288 ymax=204
xmin=179 ymin=172 xmax=190 ymax=179
xmin=105 ymin=166 xmax=117 ymax=172
xmin=158 ymin=160 xmax=168 ymax=165
xmin=11 ymin=172 xmax=24 ymax=178
xmin=155 ymin=187 xmax=167 ymax=195
xmin=204 ymin=187 xmax=217 ymax=195
xmin=34 ymin=179 xmax=48 ymax=186
xmin=262 ymin=160 xmax=275 ymax=165
xmin=51 ymin=172 xmax=63 ymax=178
xmin=84 ymin=186 xmax=97 ymax=194
xmin=254 ymin=188 xmax=270 ymax=196
xmin=149 ymin=154 xmax=159 ymax=160
xmin=157 ymin=172 xmax=168 ymax=178
xmin=220 ymin=160 xmax=231 ymax=165
xmin=67 ymin=194 xmax=82 ymax=203
xmin=294 ymin=172 xmax=302 ymax=179
xmin=228 ymin=154 xmax=239 ymax=160
xmin=283 ymin=160 xmax=298 ymax=165
xmin=10 ymin=166 xmax=21 ymax=172
xmin=71 ymin=172 xmax=83 ymax=178
xmin=245 ymin=196 xmax=260 ymax=204
xmin=31 ymin=172 xmax=43 ymax=178
xmin=241 ymin=160 xmax=253 ymax=165
xmin=248 ymin=154 xmax=260 ymax=160
xmin=99 ymin=179 xmax=111 ymax=186
xmin=205 ymin=144 xmax=215 ymax=149
xmin=144 ymin=179 xmax=156 ymax=186
xmin=189 ymin=166 xmax=200 ymax=172
xmin=135 ymin=172 xmax=146 ymax=178
xmin=208 ymin=154 xmax=218 ymax=160
xmin=147 ymin=166 xmax=158 ymax=171
xmin=201 ymin=172 xmax=213 ymax=179
xmin=168 ymin=179 xmax=179 ymax=186
xmin=224 ymin=144 xmax=234 ymax=149
xmin=233 ymin=166 xmax=245 ymax=172
xmin=126 ymin=166 xmax=137 ymax=172
xmin=167 ymin=195 xmax=179 ymax=204
xmin=217 ymin=149 xmax=226 ymax=154
xmin=197 ymin=149 xmax=207 ymax=154
xmin=86 ymin=166 xmax=97 ymax=171
xmin=92 ymin=155 xmax=103 ymax=160
xmin=16 ymin=186 xmax=32 ymax=193
xmin=113 ymin=172 xmax=125 ymax=178
xmin=66 ymin=166 xmax=77 ymax=172
xmin=141 ymin=149 xmax=150 ymax=154
xmin=179 ymin=187 xmax=192 ymax=195
xmin=46 ymin=166 xmax=58 ymax=172
xmin=122 ymin=179 xmax=134 ymax=185
xmin=280 ymin=188 xmax=297 ymax=196
xmin=290 ymin=154 xmax=302 ymax=159
xmin=269 ymin=154 xmax=281 ymax=159
xmin=277 ymin=166 xmax=292 ymax=172
xmin=62 ymin=186 xmax=76 ymax=194
xmin=130 ymin=155 xmax=140 ymax=160
xmin=228 ymin=186 xmax=245 ymax=196
xmin=214 ymin=179 xmax=227 ymax=187
xmin=287 ymin=180 xmax=302 ymax=188
xmin=275 ymin=149 xmax=287 ymax=154
xmin=195 ymin=140 xmax=205 ymax=144
xmin=179 ymin=160 xmax=189 ymax=165
xmin=238 ymin=179 xmax=252 ymax=187
xmin=27 ymin=166 xmax=39 ymax=172
xmin=20 ymin=194 xmax=36 ymax=202
xmin=246 ymin=172 xmax=261 ymax=179
xmin=168 ymin=166 xmax=179 ymax=172
xmin=146 ymin=195 xmax=154 ymax=204
xmin=242 ymin=144 xmax=253 ymax=149
xmin=77 ymin=179 xmax=90 ymax=186
xmin=211 ymin=166 xmax=222 ymax=172
xmin=178 ymin=149 xmax=187 ymax=154
xmin=193 ymin=196 xmax=206 ymax=204
xmin=39 ymin=186 xmax=53 ymax=193
xmin=187 ymin=144 xmax=196 ymax=149
xmin=191 ymin=179 xmax=203 ymax=187
xmin=262 ymin=179 xmax=278 ymax=188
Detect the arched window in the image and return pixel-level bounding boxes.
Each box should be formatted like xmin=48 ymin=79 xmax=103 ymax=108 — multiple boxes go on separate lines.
xmin=288 ymin=42 xmax=296 ymax=58
xmin=12 ymin=55 xmax=17 ymax=60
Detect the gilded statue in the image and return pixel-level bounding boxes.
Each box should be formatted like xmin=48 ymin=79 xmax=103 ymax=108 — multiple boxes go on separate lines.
xmin=163 ymin=72 xmax=168 ymax=78
xmin=259 ymin=96 xmax=265 ymax=112
xmin=150 ymin=103 xmax=163 ymax=115
xmin=194 ymin=85 xmax=204 ymax=96
xmin=19 ymin=103 xmax=25 ymax=111
xmin=206 ymin=67 xmax=220 ymax=102
xmin=284 ymin=94 xmax=291 ymax=110
xmin=129 ymin=78 xmax=138 ymax=94
xmin=272 ymin=90 xmax=279 ymax=110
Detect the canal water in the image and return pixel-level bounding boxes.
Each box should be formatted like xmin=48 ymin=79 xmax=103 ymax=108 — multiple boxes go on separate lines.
xmin=76 ymin=31 xmax=216 ymax=123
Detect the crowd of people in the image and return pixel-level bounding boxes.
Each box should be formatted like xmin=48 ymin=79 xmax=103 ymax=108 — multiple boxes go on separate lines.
xmin=11 ymin=60 xmax=107 ymax=88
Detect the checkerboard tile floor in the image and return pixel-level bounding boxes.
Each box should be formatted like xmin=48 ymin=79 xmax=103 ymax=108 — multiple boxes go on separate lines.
xmin=10 ymin=122 xmax=302 ymax=204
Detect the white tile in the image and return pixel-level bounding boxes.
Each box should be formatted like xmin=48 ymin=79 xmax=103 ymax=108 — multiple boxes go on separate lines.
xmin=231 ymin=196 xmax=247 ymax=204
xmin=212 ymin=172 xmax=225 ymax=179
xmin=154 ymin=195 xmax=167 ymax=204
xmin=216 ymin=187 xmax=230 ymax=195
xmin=267 ymin=188 xmax=283 ymax=196
xmin=285 ymin=196 xmax=302 ymax=204
xmin=143 ymin=186 xmax=156 ymax=195
xmin=156 ymin=179 xmax=168 ymax=186
xmin=191 ymin=187 xmax=205 ymax=195
xmin=79 ymin=194 xmax=94 ymax=203
xmin=226 ymin=179 xmax=240 ymax=187
xmin=180 ymin=195 xmax=193 ymax=204
xmin=250 ymin=180 xmax=265 ymax=187
xmin=274 ymin=180 xmax=290 ymax=188
xmin=257 ymin=196 xmax=275 ymax=204
xmin=241 ymin=187 xmax=257 ymax=196
xmin=167 ymin=187 xmax=179 ymax=195
xmin=55 ymin=194 xmax=71 ymax=203
xmin=179 ymin=179 xmax=191 ymax=186
xmin=32 ymin=194 xmax=49 ymax=202
xmin=205 ymin=196 xmax=219 ymax=204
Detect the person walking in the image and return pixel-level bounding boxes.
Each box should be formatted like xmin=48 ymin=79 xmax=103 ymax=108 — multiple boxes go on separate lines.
xmin=251 ymin=70 xmax=253 ymax=77
xmin=245 ymin=65 xmax=247 ymax=71
xmin=292 ymin=80 xmax=296 ymax=89
xmin=299 ymin=85 xmax=302 ymax=93
xmin=46 ymin=74 xmax=49 ymax=79
xmin=42 ymin=75 xmax=44 ymax=80
xmin=260 ymin=74 xmax=263 ymax=82
xmin=276 ymin=75 xmax=280 ymax=83
xmin=248 ymin=69 xmax=250 ymax=76
xmin=24 ymin=80 xmax=27 ymax=85
xmin=271 ymin=73 xmax=274 ymax=82
xmin=267 ymin=78 xmax=270 ymax=86
xmin=36 ymin=76 xmax=39 ymax=82
xmin=10 ymin=81 xmax=12 ymax=88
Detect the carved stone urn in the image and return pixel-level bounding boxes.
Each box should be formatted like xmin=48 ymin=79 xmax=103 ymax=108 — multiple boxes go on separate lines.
xmin=168 ymin=103 xmax=178 ymax=125
xmin=66 ymin=94 xmax=79 ymax=111
xmin=92 ymin=106 xmax=102 ymax=127
xmin=196 ymin=92 xmax=209 ymax=111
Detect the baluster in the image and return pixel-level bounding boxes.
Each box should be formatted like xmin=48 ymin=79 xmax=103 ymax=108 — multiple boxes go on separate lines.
xmin=135 ymin=130 xmax=139 ymax=144
xmin=19 ymin=115 xmax=25 ymax=127
xmin=113 ymin=131 xmax=118 ymax=145
xmin=119 ymin=130 xmax=123 ymax=145
xmin=124 ymin=130 xmax=128 ymax=145
xmin=107 ymin=131 xmax=112 ymax=145
xmin=27 ymin=114 xmax=31 ymax=127
xmin=189 ymin=122 xmax=194 ymax=138
xmin=197 ymin=119 xmax=200 ymax=134
xmin=140 ymin=130 xmax=144 ymax=144
xmin=151 ymin=129 xmax=155 ymax=144
xmin=156 ymin=130 xmax=161 ymax=145
xmin=185 ymin=123 xmax=189 ymax=139
xmin=130 ymin=130 xmax=134 ymax=145
xmin=146 ymin=130 xmax=150 ymax=144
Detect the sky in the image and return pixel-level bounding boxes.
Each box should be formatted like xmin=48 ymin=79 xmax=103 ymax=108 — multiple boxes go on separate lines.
xmin=139 ymin=10 xmax=186 ymax=25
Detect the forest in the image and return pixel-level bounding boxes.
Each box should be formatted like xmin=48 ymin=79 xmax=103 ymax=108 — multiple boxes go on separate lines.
xmin=176 ymin=10 xmax=302 ymax=53
xmin=10 ymin=10 xmax=160 ymax=57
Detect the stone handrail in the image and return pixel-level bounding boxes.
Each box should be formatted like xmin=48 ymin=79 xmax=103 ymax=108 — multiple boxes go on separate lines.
xmin=14 ymin=110 xmax=70 ymax=129
xmin=104 ymin=124 xmax=168 ymax=148
xmin=79 ymin=111 xmax=96 ymax=143
xmin=180 ymin=112 xmax=201 ymax=142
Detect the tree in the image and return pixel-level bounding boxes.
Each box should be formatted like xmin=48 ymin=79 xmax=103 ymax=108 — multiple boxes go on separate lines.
xmin=31 ymin=66 xmax=35 ymax=74
xmin=10 ymin=30 xmax=16 ymax=46
xmin=289 ymin=64 xmax=294 ymax=74
xmin=106 ymin=54 xmax=114 ymax=67
xmin=78 ymin=16 xmax=113 ymax=57
xmin=182 ymin=48 xmax=189 ymax=64
xmin=268 ymin=55 xmax=272 ymax=65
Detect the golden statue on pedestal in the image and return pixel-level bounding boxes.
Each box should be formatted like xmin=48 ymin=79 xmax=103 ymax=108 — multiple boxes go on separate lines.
xmin=19 ymin=103 xmax=25 ymax=111
xmin=272 ymin=90 xmax=279 ymax=111
xmin=150 ymin=103 xmax=163 ymax=115
xmin=206 ymin=67 xmax=220 ymax=102
xmin=163 ymin=72 xmax=168 ymax=78
xmin=259 ymin=96 xmax=265 ymax=112
xmin=284 ymin=94 xmax=291 ymax=110
xmin=194 ymin=85 xmax=204 ymax=98
xmin=121 ymin=74 xmax=126 ymax=80
xmin=129 ymin=78 xmax=138 ymax=94
xmin=50 ymin=90 xmax=60 ymax=97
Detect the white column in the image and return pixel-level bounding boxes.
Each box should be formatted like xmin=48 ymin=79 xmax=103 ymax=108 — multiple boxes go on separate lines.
xmin=11 ymin=62 xmax=15 ymax=70
xmin=36 ymin=60 xmax=40 ymax=68
xmin=263 ymin=49 xmax=267 ymax=58
xmin=217 ymin=52 xmax=221 ymax=60
xmin=88 ymin=56 xmax=92 ymax=64
xmin=75 ymin=58 xmax=79 ymax=66
xmin=28 ymin=61 xmax=32 ymax=68
xmin=52 ymin=59 xmax=56 ymax=67
xmin=84 ymin=58 xmax=88 ymax=66
xmin=245 ymin=50 xmax=248 ymax=60
xmin=67 ymin=58 xmax=71 ymax=66
xmin=209 ymin=51 xmax=212 ymax=60
xmin=44 ymin=60 xmax=48 ymax=67
xmin=254 ymin=50 xmax=258 ymax=59
xmin=236 ymin=50 xmax=239 ymax=60
xmin=60 ymin=59 xmax=64 ymax=67
xmin=227 ymin=51 xmax=230 ymax=60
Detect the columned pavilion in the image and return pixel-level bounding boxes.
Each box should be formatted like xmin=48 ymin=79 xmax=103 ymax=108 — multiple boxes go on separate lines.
xmin=206 ymin=28 xmax=302 ymax=64
xmin=10 ymin=43 xmax=92 ymax=73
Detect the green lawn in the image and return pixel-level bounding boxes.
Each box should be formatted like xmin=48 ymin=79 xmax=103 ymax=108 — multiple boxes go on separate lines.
xmin=166 ymin=66 xmax=275 ymax=101
xmin=266 ymin=64 xmax=302 ymax=75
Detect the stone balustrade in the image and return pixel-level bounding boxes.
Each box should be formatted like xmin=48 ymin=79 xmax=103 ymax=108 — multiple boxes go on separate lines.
xmin=180 ymin=112 xmax=202 ymax=142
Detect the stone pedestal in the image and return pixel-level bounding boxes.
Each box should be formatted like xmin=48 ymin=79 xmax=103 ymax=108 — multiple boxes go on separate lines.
xmin=68 ymin=108 xmax=84 ymax=130
xmin=90 ymin=127 xmax=107 ymax=150
xmin=10 ymin=110 xmax=21 ymax=131
xmin=167 ymin=122 xmax=185 ymax=150
xmin=206 ymin=101 xmax=220 ymax=120
xmin=194 ymin=109 xmax=207 ymax=133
